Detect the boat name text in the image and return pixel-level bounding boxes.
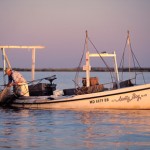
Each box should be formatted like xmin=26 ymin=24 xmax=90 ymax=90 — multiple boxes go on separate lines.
xmin=112 ymin=93 xmax=147 ymax=103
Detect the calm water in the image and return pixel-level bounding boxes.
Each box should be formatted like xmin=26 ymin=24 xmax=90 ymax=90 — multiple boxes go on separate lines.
xmin=0 ymin=71 xmax=150 ymax=150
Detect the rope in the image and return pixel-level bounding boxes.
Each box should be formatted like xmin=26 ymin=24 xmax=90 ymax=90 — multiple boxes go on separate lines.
xmin=88 ymin=37 xmax=114 ymax=83
xmin=74 ymin=33 xmax=116 ymax=88
xmin=119 ymin=32 xmax=128 ymax=80
xmin=74 ymin=38 xmax=86 ymax=88
xmin=119 ymin=31 xmax=146 ymax=84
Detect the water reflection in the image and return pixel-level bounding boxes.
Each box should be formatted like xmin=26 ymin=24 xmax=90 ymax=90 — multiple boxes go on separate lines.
xmin=0 ymin=108 xmax=150 ymax=150
xmin=73 ymin=110 xmax=150 ymax=149
xmin=0 ymin=109 xmax=33 ymax=149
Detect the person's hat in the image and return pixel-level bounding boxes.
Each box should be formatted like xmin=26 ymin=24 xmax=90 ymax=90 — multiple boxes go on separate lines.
xmin=4 ymin=68 xmax=12 ymax=75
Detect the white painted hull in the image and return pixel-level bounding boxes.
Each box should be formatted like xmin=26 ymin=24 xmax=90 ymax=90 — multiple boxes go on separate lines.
xmin=11 ymin=84 xmax=150 ymax=110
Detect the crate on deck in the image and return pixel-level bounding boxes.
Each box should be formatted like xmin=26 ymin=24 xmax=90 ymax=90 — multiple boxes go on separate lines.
xmin=82 ymin=77 xmax=99 ymax=86
xmin=29 ymin=83 xmax=56 ymax=96
xmin=63 ymin=88 xmax=76 ymax=96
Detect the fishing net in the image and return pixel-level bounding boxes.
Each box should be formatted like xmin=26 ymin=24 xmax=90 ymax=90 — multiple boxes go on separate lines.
xmin=0 ymin=87 xmax=11 ymax=104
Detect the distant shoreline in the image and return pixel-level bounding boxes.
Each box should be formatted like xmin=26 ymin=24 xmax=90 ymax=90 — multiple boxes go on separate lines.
xmin=0 ymin=67 xmax=150 ymax=72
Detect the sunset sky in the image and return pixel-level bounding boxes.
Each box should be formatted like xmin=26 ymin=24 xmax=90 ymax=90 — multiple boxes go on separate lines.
xmin=0 ymin=0 xmax=150 ymax=68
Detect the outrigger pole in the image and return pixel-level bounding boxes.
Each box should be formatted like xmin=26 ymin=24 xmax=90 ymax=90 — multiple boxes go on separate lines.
xmin=0 ymin=46 xmax=44 ymax=81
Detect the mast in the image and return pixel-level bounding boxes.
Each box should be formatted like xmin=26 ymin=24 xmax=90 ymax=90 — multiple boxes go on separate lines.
xmin=83 ymin=31 xmax=91 ymax=87
xmin=32 ymin=48 xmax=36 ymax=81
xmin=1 ymin=48 xmax=6 ymax=85
xmin=1 ymin=48 xmax=12 ymax=84
xmin=85 ymin=31 xmax=91 ymax=87
xmin=127 ymin=30 xmax=131 ymax=74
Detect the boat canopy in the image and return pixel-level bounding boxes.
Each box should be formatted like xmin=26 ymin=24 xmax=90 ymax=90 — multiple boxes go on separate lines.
xmin=0 ymin=45 xmax=44 ymax=81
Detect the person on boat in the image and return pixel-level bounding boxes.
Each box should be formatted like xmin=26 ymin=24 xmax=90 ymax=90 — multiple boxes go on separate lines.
xmin=5 ymin=68 xmax=29 ymax=96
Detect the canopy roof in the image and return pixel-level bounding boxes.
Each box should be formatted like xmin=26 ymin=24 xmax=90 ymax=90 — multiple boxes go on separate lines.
xmin=1 ymin=45 xmax=45 ymax=81
xmin=0 ymin=46 xmax=44 ymax=49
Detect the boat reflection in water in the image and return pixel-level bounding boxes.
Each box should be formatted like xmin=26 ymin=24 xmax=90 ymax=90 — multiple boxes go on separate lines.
xmin=0 ymin=109 xmax=150 ymax=149
xmin=73 ymin=109 xmax=150 ymax=149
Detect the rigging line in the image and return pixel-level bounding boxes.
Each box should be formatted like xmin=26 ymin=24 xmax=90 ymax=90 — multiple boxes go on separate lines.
xmin=119 ymin=33 xmax=128 ymax=81
xmin=120 ymin=33 xmax=135 ymax=80
xmin=74 ymin=38 xmax=86 ymax=88
xmin=87 ymin=37 xmax=114 ymax=83
xmin=128 ymin=38 xmax=137 ymax=84
xmin=129 ymin=45 xmax=146 ymax=83
xmin=119 ymin=31 xmax=145 ymax=84
xmin=28 ymin=79 xmax=43 ymax=85
xmin=26 ymin=75 xmax=56 ymax=85
xmin=129 ymin=42 xmax=143 ymax=69
xmin=127 ymin=31 xmax=145 ymax=83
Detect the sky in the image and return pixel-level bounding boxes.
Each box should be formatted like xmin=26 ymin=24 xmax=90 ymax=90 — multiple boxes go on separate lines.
xmin=0 ymin=0 xmax=150 ymax=69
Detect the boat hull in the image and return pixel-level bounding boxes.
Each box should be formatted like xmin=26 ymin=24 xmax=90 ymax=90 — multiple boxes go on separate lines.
xmin=11 ymin=84 xmax=150 ymax=110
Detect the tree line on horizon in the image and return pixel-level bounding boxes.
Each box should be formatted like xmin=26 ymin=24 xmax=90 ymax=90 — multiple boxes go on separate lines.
xmin=0 ymin=67 xmax=150 ymax=72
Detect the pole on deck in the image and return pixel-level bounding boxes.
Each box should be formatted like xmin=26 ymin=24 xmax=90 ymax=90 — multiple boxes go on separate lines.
xmin=113 ymin=51 xmax=120 ymax=88
xmin=85 ymin=31 xmax=90 ymax=87
xmin=32 ymin=48 xmax=35 ymax=81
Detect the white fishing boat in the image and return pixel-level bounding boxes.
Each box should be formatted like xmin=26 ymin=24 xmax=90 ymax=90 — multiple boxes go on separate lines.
xmin=2 ymin=31 xmax=150 ymax=109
